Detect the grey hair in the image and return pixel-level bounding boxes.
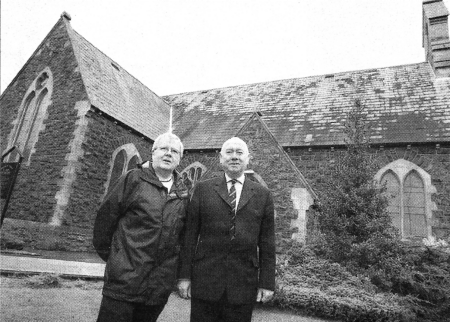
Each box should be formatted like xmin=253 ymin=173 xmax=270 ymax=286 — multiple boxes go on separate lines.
xmin=152 ymin=132 xmax=184 ymax=157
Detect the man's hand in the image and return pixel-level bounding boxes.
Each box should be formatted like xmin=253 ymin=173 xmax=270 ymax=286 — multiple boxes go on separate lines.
xmin=177 ymin=280 xmax=191 ymax=299
xmin=256 ymin=288 xmax=274 ymax=303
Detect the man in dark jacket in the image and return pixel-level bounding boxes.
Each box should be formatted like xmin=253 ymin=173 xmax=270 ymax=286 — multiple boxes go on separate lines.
xmin=178 ymin=137 xmax=276 ymax=322
xmin=93 ymin=132 xmax=188 ymax=322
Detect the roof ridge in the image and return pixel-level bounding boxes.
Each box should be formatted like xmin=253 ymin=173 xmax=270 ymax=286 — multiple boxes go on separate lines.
xmin=163 ymin=61 xmax=429 ymax=97
xmin=237 ymin=113 xmax=318 ymax=199
xmin=61 ymin=15 xmax=91 ymax=111
xmin=59 ymin=14 xmax=170 ymax=139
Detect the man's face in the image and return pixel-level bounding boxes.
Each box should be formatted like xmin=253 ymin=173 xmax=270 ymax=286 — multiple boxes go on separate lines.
xmin=152 ymin=137 xmax=182 ymax=173
xmin=219 ymin=139 xmax=249 ymax=178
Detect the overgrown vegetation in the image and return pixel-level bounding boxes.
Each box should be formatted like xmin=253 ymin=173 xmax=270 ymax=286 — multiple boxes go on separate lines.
xmin=25 ymin=273 xmax=62 ymax=288
xmin=273 ymin=100 xmax=450 ymax=321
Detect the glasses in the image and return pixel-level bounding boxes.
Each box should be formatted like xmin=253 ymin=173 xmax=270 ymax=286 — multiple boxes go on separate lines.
xmin=156 ymin=147 xmax=180 ymax=156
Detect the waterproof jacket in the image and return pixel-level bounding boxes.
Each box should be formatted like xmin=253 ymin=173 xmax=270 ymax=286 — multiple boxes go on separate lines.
xmin=93 ymin=166 xmax=188 ymax=305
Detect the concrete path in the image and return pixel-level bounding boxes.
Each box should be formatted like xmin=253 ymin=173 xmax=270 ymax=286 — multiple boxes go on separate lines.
xmin=0 ymin=254 xmax=105 ymax=278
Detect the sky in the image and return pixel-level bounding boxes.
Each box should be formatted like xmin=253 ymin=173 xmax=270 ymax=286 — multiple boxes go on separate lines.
xmin=1 ymin=0 xmax=450 ymax=96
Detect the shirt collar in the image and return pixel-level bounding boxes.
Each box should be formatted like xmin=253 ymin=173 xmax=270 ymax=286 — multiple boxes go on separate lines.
xmin=225 ymin=173 xmax=245 ymax=184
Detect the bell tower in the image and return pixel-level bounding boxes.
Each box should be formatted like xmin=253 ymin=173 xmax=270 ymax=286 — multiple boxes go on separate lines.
xmin=423 ymin=0 xmax=450 ymax=77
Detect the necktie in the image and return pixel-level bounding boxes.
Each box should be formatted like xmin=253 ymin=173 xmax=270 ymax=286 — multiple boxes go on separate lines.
xmin=229 ymin=179 xmax=237 ymax=240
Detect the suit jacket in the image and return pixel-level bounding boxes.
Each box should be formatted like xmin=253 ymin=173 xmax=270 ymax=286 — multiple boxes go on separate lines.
xmin=179 ymin=174 xmax=275 ymax=304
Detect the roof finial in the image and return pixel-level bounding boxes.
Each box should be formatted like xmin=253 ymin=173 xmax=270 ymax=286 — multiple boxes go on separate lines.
xmin=61 ymin=11 xmax=72 ymax=21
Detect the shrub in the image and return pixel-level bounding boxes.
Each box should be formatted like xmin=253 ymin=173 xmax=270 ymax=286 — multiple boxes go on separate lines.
xmin=274 ymin=244 xmax=418 ymax=321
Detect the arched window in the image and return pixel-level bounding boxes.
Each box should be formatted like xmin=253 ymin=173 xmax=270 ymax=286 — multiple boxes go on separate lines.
xmin=108 ymin=150 xmax=126 ymax=192
xmin=180 ymin=162 xmax=208 ymax=191
xmin=8 ymin=92 xmax=35 ymax=162
xmin=127 ymin=155 xmax=140 ymax=171
xmin=375 ymin=159 xmax=435 ymax=239
xmin=23 ymin=88 xmax=49 ymax=160
xmin=104 ymin=143 xmax=142 ymax=196
xmin=403 ymin=171 xmax=426 ymax=237
xmin=6 ymin=69 xmax=52 ymax=164
xmin=381 ymin=170 xmax=401 ymax=231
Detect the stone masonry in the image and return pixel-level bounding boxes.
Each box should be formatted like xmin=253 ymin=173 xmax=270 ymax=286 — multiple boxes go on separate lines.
xmin=288 ymin=144 xmax=450 ymax=240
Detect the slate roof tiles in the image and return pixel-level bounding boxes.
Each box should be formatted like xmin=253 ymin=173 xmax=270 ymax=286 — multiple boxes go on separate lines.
xmin=166 ymin=63 xmax=450 ymax=150
xmin=55 ymin=16 xmax=450 ymax=150
xmin=66 ymin=20 xmax=170 ymax=140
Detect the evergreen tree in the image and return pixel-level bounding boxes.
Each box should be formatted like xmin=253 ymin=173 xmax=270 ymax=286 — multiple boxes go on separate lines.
xmin=316 ymin=99 xmax=399 ymax=265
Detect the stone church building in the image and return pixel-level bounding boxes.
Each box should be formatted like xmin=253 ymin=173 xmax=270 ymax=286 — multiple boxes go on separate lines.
xmin=1 ymin=0 xmax=449 ymax=252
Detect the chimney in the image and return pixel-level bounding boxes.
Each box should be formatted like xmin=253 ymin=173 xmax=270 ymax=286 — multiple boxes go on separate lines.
xmin=423 ymin=0 xmax=450 ymax=77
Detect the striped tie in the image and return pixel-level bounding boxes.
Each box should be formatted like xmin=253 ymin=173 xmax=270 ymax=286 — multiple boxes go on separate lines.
xmin=229 ymin=179 xmax=237 ymax=240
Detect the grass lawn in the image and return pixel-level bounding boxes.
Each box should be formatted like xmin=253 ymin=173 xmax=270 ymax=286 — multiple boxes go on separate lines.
xmin=0 ymin=274 xmax=335 ymax=322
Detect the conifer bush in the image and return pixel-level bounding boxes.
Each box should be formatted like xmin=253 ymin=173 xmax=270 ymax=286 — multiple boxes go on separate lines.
xmin=314 ymin=99 xmax=399 ymax=266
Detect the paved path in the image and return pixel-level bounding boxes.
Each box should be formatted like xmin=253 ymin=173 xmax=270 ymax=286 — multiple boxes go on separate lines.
xmin=0 ymin=254 xmax=105 ymax=278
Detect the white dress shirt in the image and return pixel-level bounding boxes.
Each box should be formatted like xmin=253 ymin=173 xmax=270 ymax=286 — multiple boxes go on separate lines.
xmin=225 ymin=173 xmax=245 ymax=212
xmin=161 ymin=179 xmax=173 ymax=192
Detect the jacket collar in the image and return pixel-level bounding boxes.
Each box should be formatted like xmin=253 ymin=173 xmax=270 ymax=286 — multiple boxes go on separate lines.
xmin=224 ymin=173 xmax=245 ymax=185
xmin=139 ymin=164 xmax=163 ymax=187
xmin=213 ymin=174 xmax=256 ymax=211
xmin=139 ymin=164 xmax=188 ymax=198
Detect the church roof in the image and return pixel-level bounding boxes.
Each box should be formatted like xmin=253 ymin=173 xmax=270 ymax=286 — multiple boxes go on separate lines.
xmin=64 ymin=17 xmax=170 ymax=140
xmin=165 ymin=63 xmax=450 ymax=149
xmin=423 ymin=0 xmax=449 ymax=19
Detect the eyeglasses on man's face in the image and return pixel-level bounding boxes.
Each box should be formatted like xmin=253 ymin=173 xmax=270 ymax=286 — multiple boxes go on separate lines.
xmin=156 ymin=146 xmax=180 ymax=156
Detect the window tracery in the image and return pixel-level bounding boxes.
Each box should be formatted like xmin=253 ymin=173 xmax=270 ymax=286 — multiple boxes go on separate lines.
xmin=7 ymin=68 xmax=52 ymax=164
xmin=376 ymin=159 xmax=435 ymax=239
xmin=104 ymin=144 xmax=141 ymax=196
xmin=180 ymin=162 xmax=207 ymax=191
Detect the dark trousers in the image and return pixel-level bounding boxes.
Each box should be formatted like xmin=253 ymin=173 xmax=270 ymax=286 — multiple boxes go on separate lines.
xmin=191 ymin=292 xmax=255 ymax=322
xmin=96 ymin=295 xmax=166 ymax=322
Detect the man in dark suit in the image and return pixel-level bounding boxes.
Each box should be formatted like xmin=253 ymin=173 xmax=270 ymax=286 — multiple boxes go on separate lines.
xmin=178 ymin=137 xmax=275 ymax=322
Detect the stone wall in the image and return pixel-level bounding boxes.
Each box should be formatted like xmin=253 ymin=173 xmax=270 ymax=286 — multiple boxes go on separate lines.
xmin=1 ymin=218 xmax=94 ymax=252
xmin=0 ymin=18 xmax=88 ymax=224
xmin=0 ymin=17 xmax=155 ymax=230
xmin=237 ymin=116 xmax=315 ymax=252
xmin=287 ymin=144 xmax=450 ymax=240
xmin=179 ymin=151 xmax=219 ymax=176
xmin=63 ymin=110 xmax=153 ymax=229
